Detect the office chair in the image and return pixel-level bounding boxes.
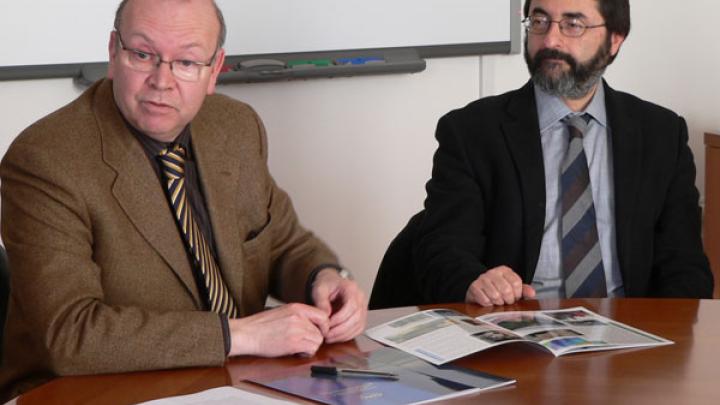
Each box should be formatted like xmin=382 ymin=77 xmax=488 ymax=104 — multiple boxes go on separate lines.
xmin=369 ymin=211 xmax=428 ymax=309
xmin=0 ymin=245 xmax=8 ymax=363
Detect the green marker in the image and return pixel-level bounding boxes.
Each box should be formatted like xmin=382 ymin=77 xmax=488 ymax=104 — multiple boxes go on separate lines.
xmin=287 ymin=59 xmax=332 ymax=68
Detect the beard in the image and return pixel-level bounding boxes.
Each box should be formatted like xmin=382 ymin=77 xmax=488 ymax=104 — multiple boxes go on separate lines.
xmin=524 ymin=35 xmax=612 ymax=100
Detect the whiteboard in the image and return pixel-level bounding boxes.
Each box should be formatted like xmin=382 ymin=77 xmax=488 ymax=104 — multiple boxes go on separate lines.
xmin=0 ymin=0 xmax=518 ymax=76
xmin=225 ymin=0 xmax=511 ymax=56
xmin=0 ymin=1 xmax=117 ymax=66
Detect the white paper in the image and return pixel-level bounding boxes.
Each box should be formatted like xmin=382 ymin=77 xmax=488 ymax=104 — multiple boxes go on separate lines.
xmin=136 ymin=386 xmax=296 ymax=405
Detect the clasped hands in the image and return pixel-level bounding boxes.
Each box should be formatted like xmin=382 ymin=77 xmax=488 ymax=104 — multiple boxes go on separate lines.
xmin=465 ymin=265 xmax=536 ymax=307
xmin=228 ymin=268 xmax=367 ymax=357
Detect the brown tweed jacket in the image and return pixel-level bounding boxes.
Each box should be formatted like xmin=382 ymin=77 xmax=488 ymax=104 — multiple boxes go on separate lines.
xmin=0 ymin=79 xmax=338 ymax=400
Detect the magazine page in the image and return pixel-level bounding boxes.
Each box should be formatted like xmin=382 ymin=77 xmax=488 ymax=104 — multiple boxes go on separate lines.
xmin=539 ymin=307 xmax=673 ymax=353
xmin=479 ymin=310 xmax=607 ymax=355
xmin=365 ymin=309 xmax=525 ymax=365
xmin=247 ymin=347 xmax=515 ymax=405
xmin=478 ymin=307 xmax=673 ymax=356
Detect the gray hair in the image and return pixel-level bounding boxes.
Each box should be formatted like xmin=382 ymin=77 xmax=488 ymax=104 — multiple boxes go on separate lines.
xmin=114 ymin=0 xmax=227 ymax=48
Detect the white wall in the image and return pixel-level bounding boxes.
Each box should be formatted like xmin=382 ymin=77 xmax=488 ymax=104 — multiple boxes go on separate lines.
xmin=222 ymin=58 xmax=480 ymax=294
xmin=1 ymin=0 xmax=719 ymax=297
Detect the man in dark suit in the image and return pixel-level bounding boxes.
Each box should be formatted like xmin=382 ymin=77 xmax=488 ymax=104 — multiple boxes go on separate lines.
xmin=413 ymin=0 xmax=713 ymax=306
xmin=0 ymin=0 xmax=366 ymax=400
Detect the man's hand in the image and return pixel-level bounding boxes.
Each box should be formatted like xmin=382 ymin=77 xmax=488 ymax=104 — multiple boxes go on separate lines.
xmin=465 ymin=265 xmax=536 ymax=307
xmin=228 ymin=303 xmax=329 ymax=357
xmin=311 ymin=268 xmax=367 ymax=343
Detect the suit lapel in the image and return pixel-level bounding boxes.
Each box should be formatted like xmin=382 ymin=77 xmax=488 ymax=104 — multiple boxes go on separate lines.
xmin=604 ymin=82 xmax=642 ymax=290
xmin=501 ymin=82 xmax=546 ymax=280
xmin=92 ymin=80 xmax=202 ymax=306
xmin=191 ymin=113 xmax=247 ymax=314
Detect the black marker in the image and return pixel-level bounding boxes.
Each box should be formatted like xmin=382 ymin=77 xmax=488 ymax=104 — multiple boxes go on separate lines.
xmin=310 ymin=365 xmax=398 ymax=379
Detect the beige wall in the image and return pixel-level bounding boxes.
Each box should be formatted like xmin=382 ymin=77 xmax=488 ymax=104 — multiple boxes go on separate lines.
xmin=1 ymin=0 xmax=718 ymax=297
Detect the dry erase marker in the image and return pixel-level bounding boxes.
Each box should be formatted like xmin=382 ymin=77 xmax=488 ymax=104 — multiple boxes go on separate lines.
xmin=310 ymin=365 xmax=398 ymax=379
xmin=335 ymin=57 xmax=385 ymax=65
xmin=287 ymin=59 xmax=332 ymax=68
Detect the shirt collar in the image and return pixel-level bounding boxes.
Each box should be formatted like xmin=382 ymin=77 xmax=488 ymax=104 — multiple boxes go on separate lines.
xmin=123 ymin=117 xmax=193 ymax=159
xmin=534 ymin=81 xmax=608 ymax=133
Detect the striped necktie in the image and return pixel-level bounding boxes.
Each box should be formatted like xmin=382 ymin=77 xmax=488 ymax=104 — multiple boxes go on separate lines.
xmin=157 ymin=144 xmax=239 ymax=317
xmin=561 ymin=114 xmax=607 ymax=298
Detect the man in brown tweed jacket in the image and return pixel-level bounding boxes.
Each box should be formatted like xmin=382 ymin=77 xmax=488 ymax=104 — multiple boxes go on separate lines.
xmin=0 ymin=0 xmax=367 ymax=400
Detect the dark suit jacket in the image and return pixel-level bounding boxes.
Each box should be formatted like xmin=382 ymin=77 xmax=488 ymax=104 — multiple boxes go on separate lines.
xmin=0 ymin=79 xmax=338 ymax=400
xmin=413 ymin=81 xmax=713 ymax=303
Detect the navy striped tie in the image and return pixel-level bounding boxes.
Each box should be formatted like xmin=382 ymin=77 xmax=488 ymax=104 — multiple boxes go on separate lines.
xmin=561 ymin=114 xmax=607 ymax=298
xmin=158 ymin=144 xmax=239 ymax=317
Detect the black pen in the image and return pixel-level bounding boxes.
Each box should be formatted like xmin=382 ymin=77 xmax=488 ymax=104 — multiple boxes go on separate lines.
xmin=310 ymin=365 xmax=398 ymax=379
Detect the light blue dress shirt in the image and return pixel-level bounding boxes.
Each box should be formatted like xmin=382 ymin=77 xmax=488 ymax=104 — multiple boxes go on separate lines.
xmin=531 ymin=84 xmax=624 ymax=298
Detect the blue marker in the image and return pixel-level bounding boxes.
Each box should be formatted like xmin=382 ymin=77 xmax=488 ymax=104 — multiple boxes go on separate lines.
xmin=335 ymin=57 xmax=385 ymax=65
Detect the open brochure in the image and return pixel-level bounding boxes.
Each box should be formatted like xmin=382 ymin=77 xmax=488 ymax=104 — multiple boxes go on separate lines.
xmin=365 ymin=306 xmax=672 ymax=365
xmin=247 ymin=347 xmax=515 ymax=404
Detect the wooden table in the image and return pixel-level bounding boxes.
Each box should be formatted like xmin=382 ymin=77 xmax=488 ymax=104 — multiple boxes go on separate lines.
xmin=18 ymin=299 xmax=720 ymax=404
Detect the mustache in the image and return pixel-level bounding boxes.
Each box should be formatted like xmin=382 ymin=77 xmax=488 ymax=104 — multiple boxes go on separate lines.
xmin=532 ymin=48 xmax=578 ymax=71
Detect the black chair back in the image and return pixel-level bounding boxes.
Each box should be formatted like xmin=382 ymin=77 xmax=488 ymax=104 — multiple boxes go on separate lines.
xmin=369 ymin=211 xmax=427 ymax=309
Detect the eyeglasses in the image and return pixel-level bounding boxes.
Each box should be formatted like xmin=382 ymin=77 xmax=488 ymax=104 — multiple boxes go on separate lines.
xmin=114 ymin=31 xmax=217 ymax=82
xmin=522 ymin=15 xmax=606 ymax=38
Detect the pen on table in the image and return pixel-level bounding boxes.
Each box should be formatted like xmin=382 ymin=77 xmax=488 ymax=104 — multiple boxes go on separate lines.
xmin=310 ymin=365 xmax=398 ymax=379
